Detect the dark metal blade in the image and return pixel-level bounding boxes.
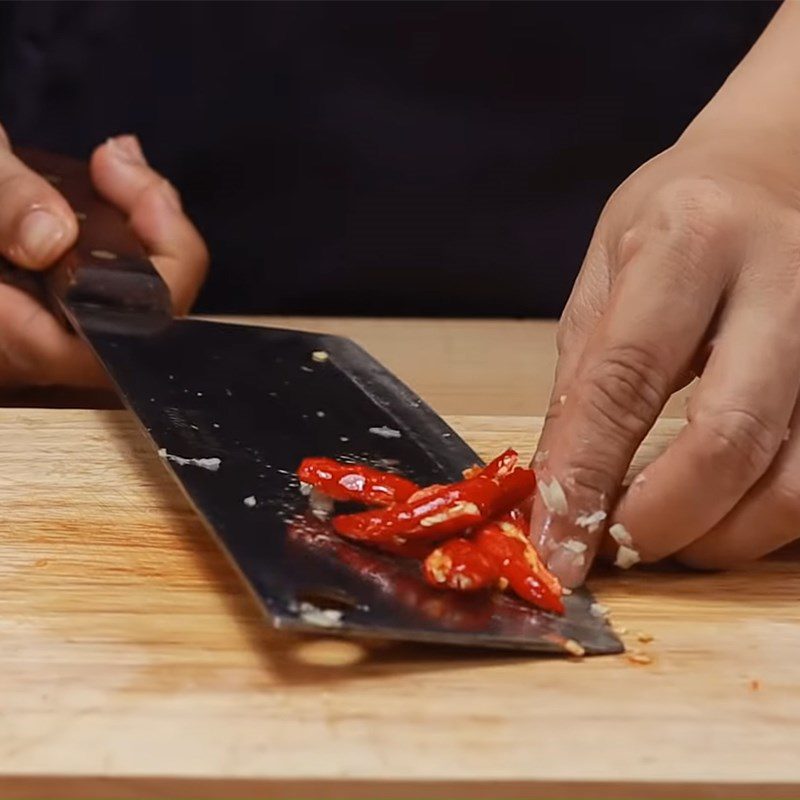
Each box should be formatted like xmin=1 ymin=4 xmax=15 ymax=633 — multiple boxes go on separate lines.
xmin=73 ymin=310 xmax=622 ymax=656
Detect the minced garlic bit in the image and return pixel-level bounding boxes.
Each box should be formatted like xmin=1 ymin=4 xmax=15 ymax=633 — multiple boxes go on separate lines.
xmin=559 ymin=394 xmax=567 ymax=406
xmin=158 ymin=448 xmax=221 ymax=472
xmin=369 ymin=425 xmax=402 ymax=439
xmin=537 ymin=476 xmax=569 ymax=515
xmin=298 ymin=602 xmax=344 ymax=628
xmin=243 ymin=495 xmax=257 ymax=508
xmin=299 ymin=481 xmax=313 ymax=496
xmin=636 ymin=631 xmax=654 ymax=644
xmin=426 ymin=549 xmax=451 ymax=584
xmin=91 ymin=249 xmax=118 ymax=260
xmin=564 ymin=639 xmax=585 ymax=657
xmin=311 ymin=350 xmax=329 ymax=363
xmin=627 ymin=651 xmax=652 ymax=665
xmin=309 ymin=488 xmax=335 ymax=520
xmin=615 ymin=544 xmax=641 ymax=570
xmin=609 ymin=522 xmax=633 ymax=547
xmin=612 ymin=624 xmax=628 ymax=636
xmin=562 ymin=538 xmax=588 ymax=554
xmin=419 ymin=501 xmax=479 ymax=528
xmin=575 ymin=510 xmax=607 ymax=531
xmin=589 ymin=602 xmax=609 ymax=618
xmin=451 ymin=573 xmax=474 ymax=590
xmin=561 ymin=587 xmax=573 ymax=595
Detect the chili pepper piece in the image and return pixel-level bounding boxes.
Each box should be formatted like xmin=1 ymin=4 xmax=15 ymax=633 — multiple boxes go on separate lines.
xmin=479 ymin=448 xmax=519 ymax=480
xmin=332 ymin=466 xmax=536 ymax=542
xmin=423 ymin=538 xmax=500 ymax=592
xmin=297 ymin=457 xmax=419 ymax=506
xmin=473 ymin=519 xmax=564 ymax=614
xmin=406 ymin=484 xmax=446 ymax=504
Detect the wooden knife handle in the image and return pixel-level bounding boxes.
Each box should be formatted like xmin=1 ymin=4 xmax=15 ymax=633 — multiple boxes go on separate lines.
xmin=12 ymin=147 xmax=172 ymax=320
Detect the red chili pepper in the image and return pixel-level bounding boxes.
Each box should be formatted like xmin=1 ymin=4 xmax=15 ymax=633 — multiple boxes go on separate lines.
xmin=478 ymin=448 xmax=519 ymax=480
xmin=297 ymin=457 xmax=419 ymax=506
xmin=473 ymin=516 xmax=564 ymax=614
xmin=332 ymin=464 xmax=536 ymax=543
xmin=423 ymin=538 xmax=499 ymax=592
xmin=406 ymin=484 xmax=446 ymax=504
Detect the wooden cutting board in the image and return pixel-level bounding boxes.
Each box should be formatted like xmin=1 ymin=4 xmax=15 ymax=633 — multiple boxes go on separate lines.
xmin=1 ymin=410 xmax=799 ymax=800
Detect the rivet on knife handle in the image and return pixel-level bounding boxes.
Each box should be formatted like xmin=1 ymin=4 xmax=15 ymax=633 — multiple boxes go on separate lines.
xmin=13 ymin=147 xmax=172 ymax=330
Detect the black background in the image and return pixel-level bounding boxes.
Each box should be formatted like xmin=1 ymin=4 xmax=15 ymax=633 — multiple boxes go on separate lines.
xmin=0 ymin=1 xmax=779 ymax=317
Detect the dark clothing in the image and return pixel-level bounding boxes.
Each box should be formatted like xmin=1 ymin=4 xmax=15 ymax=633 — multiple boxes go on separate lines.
xmin=0 ymin=1 xmax=778 ymax=317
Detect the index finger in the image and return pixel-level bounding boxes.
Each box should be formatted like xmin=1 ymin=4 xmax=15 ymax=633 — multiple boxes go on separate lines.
xmin=533 ymin=215 xmax=730 ymax=586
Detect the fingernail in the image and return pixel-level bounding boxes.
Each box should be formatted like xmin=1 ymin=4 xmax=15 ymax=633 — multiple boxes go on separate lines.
xmin=107 ymin=134 xmax=146 ymax=166
xmin=547 ymin=546 xmax=589 ymax=589
xmin=18 ymin=208 xmax=68 ymax=264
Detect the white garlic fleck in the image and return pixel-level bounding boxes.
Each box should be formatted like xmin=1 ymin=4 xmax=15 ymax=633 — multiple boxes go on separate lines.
xmin=609 ymin=522 xmax=633 ymax=547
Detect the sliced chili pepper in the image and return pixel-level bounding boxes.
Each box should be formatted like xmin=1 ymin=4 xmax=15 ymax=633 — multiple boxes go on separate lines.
xmin=478 ymin=448 xmax=518 ymax=480
xmin=473 ymin=517 xmax=563 ymax=613
xmin=406 ymin=484 xmax=446 ymax=504
xmin=332 ymin=464 xmax=536 ymax=542
xmin=297 ymin=457 xmax=419 ymax=506
xmin=497 ymin=512 xmax=562 ymax=600
xmin=423 ymin=538 xmax=499 ymax=592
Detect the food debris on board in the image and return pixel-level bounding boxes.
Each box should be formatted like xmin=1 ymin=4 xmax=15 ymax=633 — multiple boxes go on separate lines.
xmin=158 ymin=448 xmax=221 ymax=472
xmin=297 ymin=602 xmax=344 ymax=628
xmin=296 ymin=448 xmax=565 ymax=615
xmin=368 ymin=425 xmax=402 ymax=439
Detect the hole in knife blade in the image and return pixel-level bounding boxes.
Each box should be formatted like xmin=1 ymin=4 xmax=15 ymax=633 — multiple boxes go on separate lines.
xmin=296 ymin=587 xmax=359 ymax=612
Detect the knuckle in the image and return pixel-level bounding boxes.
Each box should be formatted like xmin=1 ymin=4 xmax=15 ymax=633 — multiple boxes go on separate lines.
xmin=693 ymin=407 xmax=782 ymax=481
xmin=655 ymin=177 xmax=737 ymax=255
xmin=580 ymin=344 xmax=667 ymax=440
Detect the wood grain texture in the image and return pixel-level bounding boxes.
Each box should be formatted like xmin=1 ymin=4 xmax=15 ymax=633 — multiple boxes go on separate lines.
xmin=0 ymin=317 xmax=693 ymax=418
xmin=0 ymin=410 xmax=798 ymax=799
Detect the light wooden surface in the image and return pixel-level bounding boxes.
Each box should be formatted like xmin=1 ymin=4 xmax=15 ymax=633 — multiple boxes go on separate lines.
xmin=1 ymin=410 xmax=798 ymax=799
xmin=0 ymin=317 xmax=692 ymax=418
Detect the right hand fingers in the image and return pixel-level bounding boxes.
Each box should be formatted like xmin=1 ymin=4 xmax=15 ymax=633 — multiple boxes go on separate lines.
xmin=532 ymin=183 xmax=732 ymax=587
xmin=0 ymin=123 xmax=78 ymax=269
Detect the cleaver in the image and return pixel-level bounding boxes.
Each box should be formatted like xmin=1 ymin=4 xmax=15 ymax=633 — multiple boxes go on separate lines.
xmin=3 ymin=148 xmax=622 ymax=656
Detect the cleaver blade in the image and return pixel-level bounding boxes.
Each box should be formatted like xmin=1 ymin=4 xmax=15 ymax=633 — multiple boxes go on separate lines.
xmin=7 ymin=148 xmax=622 ymax=656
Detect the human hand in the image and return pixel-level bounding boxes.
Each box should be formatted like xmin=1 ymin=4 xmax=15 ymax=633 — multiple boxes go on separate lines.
xmin=532 ymin=121 xmax=800 ymax=586
xmin=0 ymin=128 xmax=208 ymax=387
